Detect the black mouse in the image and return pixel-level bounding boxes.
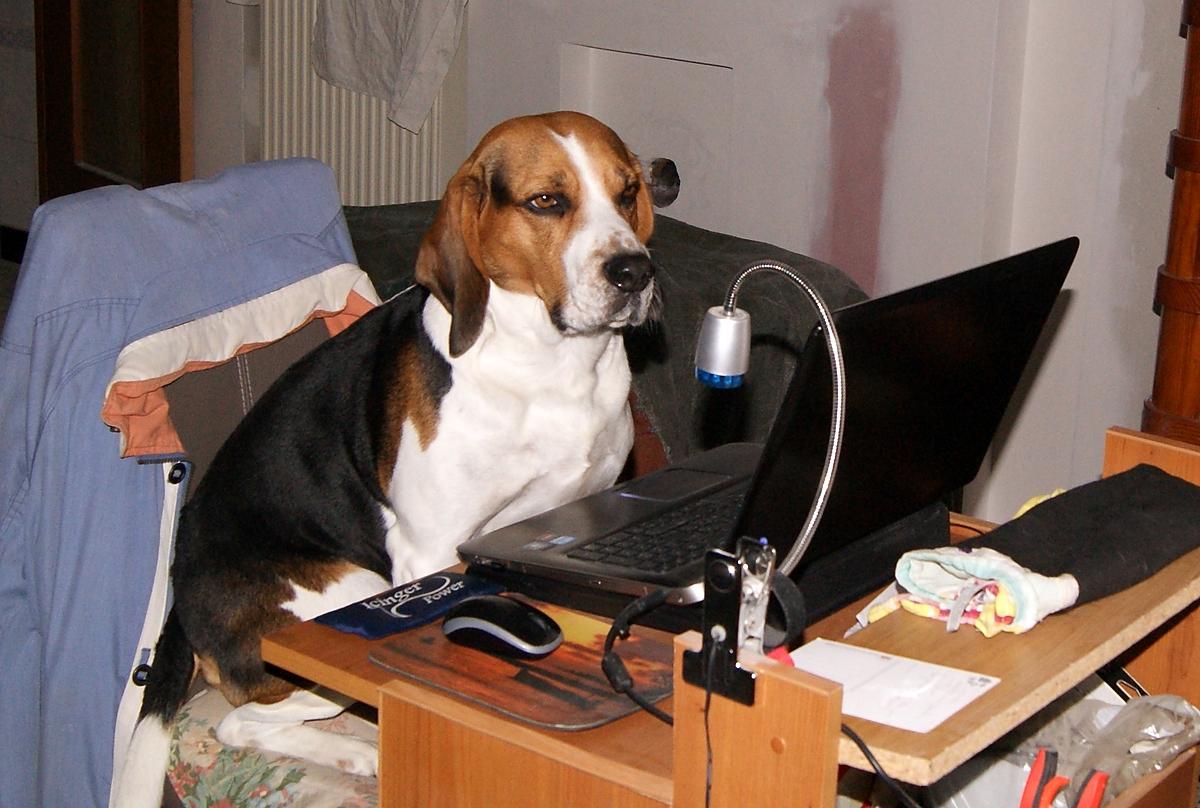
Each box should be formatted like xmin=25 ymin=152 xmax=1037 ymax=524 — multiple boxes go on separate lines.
xmin=441 ymin=594 xmax=563 ymax=659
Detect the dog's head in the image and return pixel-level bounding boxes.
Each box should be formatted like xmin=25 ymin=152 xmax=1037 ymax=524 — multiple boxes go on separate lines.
xmin=416 ymin=111 xmax=658 ymax=357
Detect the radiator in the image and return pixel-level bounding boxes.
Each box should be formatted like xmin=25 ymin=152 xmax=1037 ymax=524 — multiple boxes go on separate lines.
xmin=260 ymin=0 xmax=443 ymax=205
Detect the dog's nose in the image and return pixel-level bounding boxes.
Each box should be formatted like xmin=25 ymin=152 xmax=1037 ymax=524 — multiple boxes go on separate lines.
xmin=603 ymin=253 xmax=655 ymax=293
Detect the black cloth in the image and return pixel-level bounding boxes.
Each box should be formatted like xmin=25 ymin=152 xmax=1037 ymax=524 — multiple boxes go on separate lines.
xmin=965 ymin=464 xmax=1200 ymax=604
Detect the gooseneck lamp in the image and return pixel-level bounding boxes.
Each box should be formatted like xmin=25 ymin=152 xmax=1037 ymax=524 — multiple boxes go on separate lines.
xmin=694 ymin=259 xmax=847 ymax=576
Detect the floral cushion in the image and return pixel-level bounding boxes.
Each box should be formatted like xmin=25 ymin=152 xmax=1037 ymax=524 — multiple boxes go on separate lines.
xmin=168 ymin=688 xmax=378 ymax=807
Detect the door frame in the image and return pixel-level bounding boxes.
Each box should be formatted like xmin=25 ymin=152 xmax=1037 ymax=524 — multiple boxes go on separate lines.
xmin=34 ymin=0 xmax=192 ymax=202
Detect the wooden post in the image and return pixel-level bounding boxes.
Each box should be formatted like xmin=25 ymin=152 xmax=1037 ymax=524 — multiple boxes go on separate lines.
xmin=1145 ymin=1 xmax=1200 ymax=445
xmin=672 ymin=632 xmax=842 ymax=808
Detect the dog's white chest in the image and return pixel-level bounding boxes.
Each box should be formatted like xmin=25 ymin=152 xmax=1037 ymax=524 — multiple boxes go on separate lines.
xmin=382 ymin=292 xmax=635 ymax=582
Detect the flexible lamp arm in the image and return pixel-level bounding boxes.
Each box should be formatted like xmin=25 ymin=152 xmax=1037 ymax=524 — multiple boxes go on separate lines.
xmin=694 ymin=259 xmax=847 ymax=576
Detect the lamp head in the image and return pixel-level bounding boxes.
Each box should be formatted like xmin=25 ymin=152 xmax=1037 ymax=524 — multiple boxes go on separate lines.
xmin=694 ymin=305 xmax=751 ymax=388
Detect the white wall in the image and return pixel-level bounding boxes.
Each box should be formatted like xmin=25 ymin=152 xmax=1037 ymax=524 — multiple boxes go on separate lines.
xmin=192 ymin=0 xmax=262 ymax=180
xmin=462 ymin=0 xmax=1185 ymax=521
xmin=974 ymin=1 xmax=1182 ymax=517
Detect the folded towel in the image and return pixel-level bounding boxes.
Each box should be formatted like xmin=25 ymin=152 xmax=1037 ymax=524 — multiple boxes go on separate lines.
xmin=886 ymin=546 xmax=1079 ymax=637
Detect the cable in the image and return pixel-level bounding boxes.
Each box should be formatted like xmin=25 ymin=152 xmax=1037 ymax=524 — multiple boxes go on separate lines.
xmin=703 ymin=637 xmax=719 ymax=808
xmin=840 ymin=723 xmax=926 ymax=808
xmin=601 ymin=587 xmax=674 ymax=725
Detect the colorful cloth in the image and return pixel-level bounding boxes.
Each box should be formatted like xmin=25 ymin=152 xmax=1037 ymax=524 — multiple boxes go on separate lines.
xmin=869 ymin=546 xmax=1079 ymax=638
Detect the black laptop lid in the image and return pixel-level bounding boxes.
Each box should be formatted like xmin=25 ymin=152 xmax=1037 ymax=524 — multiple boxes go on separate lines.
xmin=734 ymin=237 xmax=1079 ymax=576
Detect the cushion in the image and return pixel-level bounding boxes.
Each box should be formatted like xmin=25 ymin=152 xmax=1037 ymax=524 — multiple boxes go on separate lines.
xmin=168 ymin=689 xmax=378 ymax=807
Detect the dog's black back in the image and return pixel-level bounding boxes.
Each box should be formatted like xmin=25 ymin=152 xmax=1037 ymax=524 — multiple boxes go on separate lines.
xmin=165 ymin=287 xmax=447 ymax=704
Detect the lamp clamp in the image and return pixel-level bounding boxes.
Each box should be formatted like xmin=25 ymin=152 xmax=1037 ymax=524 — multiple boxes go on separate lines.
xmin=682 ymin=537 xmax=775 ymax=705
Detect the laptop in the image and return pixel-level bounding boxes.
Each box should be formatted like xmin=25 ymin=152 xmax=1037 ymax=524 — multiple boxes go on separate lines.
xmin=458 ymin=237 xmax=1079 ymax=617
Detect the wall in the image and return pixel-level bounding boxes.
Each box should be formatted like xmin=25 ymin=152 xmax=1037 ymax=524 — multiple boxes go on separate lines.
xmin=463 ymin=2 xmax=1023 ymax=295
xmin=975 ymin=1 xmax=1183 ymax=517
xmin=1 ymin=0 xmax=259 ymax=224
xmin=5 ymin=0 xmax=1185 ymax=518
xmin=192 ymin=0 xmax=468 ymax=197
xmin=0 ymin=0 xmax=36 ymax=231
xmin=192 ymin=0 xmax=262 ymax=180
xmin=462 ymin=0 xmax=1186 ymax=521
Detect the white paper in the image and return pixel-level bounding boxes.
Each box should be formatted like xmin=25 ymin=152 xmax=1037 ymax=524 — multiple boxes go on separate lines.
xmin=788 ymin=639 xmax=999 ymax=733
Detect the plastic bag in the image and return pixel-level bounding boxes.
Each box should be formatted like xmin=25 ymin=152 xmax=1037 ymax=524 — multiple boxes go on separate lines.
xmin=927 ymin=676 xmax=1200 ymax=808
xmin=1013 ymin=694 xmax=1200 ymax=805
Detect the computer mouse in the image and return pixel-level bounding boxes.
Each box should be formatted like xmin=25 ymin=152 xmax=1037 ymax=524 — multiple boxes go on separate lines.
xmin=441 ymin=594 xmax=563 ymax=659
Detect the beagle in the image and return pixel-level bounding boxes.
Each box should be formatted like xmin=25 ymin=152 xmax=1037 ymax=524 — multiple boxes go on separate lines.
xmin=114 ymin=111 xmax=660 ymax=805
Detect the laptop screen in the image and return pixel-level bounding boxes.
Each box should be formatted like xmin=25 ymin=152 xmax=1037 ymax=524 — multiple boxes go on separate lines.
xmin=735 ymin=237 xmax=1078 ymax=576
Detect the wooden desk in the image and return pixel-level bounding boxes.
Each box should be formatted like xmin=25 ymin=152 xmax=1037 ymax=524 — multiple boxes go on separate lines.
xmin=264 ymin=619 xmax=677 ymax=806
xmin=834 ymin=537 xmax=1200 ymax=785
xmin=262 ymin=428 xmax=1200 ymax=806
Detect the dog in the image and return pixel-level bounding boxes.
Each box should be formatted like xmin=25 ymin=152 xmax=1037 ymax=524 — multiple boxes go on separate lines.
xmin=113 ymin=111 xmax=662 ymax=806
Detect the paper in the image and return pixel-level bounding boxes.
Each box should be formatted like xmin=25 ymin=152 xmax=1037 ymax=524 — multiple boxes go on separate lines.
xmin=788 ymin=639 xmax=999 ymax=733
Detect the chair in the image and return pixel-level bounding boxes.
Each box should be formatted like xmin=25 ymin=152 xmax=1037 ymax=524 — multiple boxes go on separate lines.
xmin=0 ymin=158 xmax=379 ymax=808
xmin=1 ymin=153 xmax=867 ymax=807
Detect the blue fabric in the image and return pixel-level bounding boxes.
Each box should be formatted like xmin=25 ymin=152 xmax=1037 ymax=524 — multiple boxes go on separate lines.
xmin=314 ymin=571 xmax=503 ymax=639
xmin=0 ymin=158 xmax=357 ymax=808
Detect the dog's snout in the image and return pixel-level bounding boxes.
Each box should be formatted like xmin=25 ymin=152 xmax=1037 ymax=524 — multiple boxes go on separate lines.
xmin=603 ymin=253 xmax=655 ymax=293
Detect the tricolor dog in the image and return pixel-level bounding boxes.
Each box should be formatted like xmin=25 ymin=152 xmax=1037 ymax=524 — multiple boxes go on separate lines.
xmin=114 ymin=111 xmax=660 ymax=805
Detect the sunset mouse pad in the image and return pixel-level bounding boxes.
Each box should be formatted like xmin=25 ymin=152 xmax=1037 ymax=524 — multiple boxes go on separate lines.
xmin=368 ymin=599 xmax=674 ymax=730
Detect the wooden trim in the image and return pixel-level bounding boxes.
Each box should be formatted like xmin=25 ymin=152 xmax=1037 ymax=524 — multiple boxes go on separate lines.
xmin=1104 ymin=427 xmax=1200 ymax=709
xmin=177 ymin=0 xmax=194 ymax=181
xmin=35 ymin=0 xmax=185 ymax=201
xmin=262 ymin=622 xmax=387 ymax=707
xmin=1168 ymin=128 xmax=1200 ymax=175
xmin=1101 ymin=425 xmax=1200 ymax=489
xmin=378 ymin=677 xmax=672 ymax=807
xmin=0 ymin=226 xmax=28 ymax=264
xmin=139 ymin=2 xmax=182 ymax=187
xmin=68 ymin=0 xmax=82 ymax=164
xmin=1185 ymin=0 xmax=1200 ymax=32
xmin=1142 ymin=398 xmax=1200 ymax=447
xmin=1154 ymin=263 xmax=1200 ymax=313
xmin=672 ymin=632 xmax=841 ymax=808
xmin=1146 ymin=10 xmax=1200 ymax=443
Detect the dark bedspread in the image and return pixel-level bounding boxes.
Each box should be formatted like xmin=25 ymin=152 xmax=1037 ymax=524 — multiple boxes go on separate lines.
xmin=343 ymin=203 xmax=865 ymax=461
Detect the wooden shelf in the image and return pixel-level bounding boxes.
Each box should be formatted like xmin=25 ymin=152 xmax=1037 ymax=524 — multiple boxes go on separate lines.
xmin=261 ymin=427 xmax=1200 ymax=806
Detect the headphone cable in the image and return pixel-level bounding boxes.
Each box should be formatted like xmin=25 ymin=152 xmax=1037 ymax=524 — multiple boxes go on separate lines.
xmin=601 ymin=587 xmax=674 ymax=725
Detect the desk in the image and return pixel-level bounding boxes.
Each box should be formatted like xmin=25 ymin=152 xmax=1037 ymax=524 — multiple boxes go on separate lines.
xmin=833 ymin=537 xmax=1200 ymax=784
xmin=264 ymin=617 xmax=678 ymax=806
xmin=261 ymin=428 xmax=1200 ymax=806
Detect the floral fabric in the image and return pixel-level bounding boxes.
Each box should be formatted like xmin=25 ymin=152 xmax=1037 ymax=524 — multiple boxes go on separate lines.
xmin=168 ymin=688 xmax=378 ymax=807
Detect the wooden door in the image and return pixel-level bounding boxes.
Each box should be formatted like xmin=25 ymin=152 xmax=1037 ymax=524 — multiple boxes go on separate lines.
xmin=35 ymin=0 xmax=192 ymax=202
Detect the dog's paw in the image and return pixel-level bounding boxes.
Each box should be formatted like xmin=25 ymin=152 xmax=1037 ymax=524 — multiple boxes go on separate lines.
xmin=331 ymin=737 xmax=379 ymax=777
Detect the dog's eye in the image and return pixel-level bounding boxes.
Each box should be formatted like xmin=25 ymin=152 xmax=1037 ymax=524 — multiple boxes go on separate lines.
xmin=526 ymin=194 xmax=564 ymax=214
xmin=618 ymin=184 xmax=639 ymax=208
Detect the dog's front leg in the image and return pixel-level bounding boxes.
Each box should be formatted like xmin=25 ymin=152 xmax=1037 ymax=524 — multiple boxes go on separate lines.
xmin=380 ymin=497 xmax=496 ymax=585
xmin=215 ymin=687 xmax=378 ymax=775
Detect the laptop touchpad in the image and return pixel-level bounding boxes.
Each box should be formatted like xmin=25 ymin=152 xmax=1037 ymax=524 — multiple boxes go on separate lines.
xmin=618 ymin=468 xmax=734 ymax=503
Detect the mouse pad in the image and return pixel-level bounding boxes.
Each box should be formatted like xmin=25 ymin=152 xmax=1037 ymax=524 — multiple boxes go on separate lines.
xmin=367 ymin=599 xmax=674 ymax=731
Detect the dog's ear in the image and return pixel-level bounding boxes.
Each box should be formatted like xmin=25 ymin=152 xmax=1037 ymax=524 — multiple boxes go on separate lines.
xmin=415 ymin=169 xmax=490 ymax=357
xmin=645 ymin=157 xmax=680 ymax=208
xmin=629 ymin=149 xmax=657 ymax=244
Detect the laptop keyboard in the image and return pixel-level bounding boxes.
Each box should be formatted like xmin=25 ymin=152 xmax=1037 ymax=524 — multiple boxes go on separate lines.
xmin=566 ymin=485 xmax=748 ymax=572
